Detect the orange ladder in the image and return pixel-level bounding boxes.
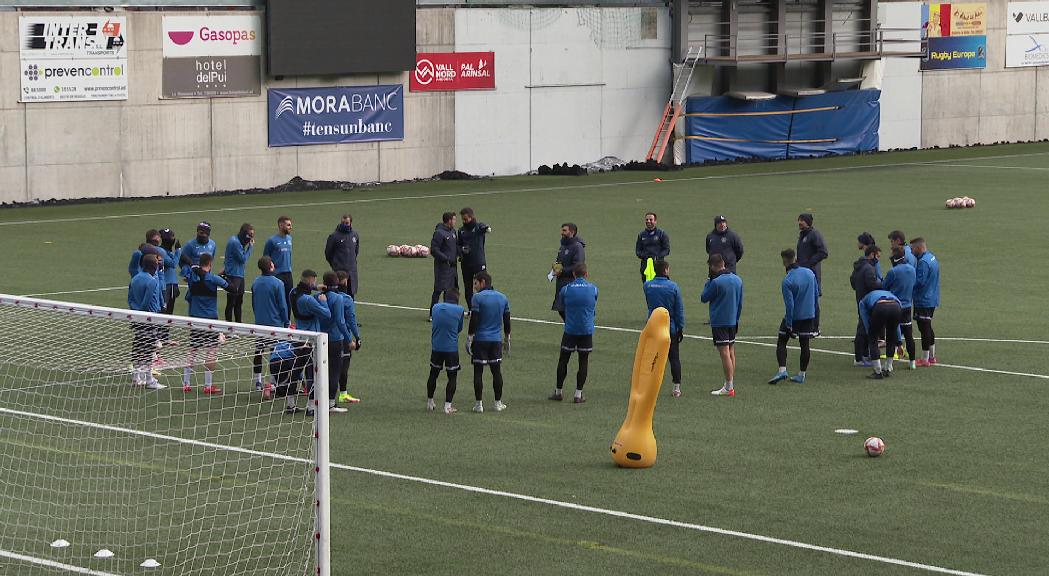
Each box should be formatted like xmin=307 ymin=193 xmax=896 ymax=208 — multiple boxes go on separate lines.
xmin=646 ymin=47 xmax=701 ymax=163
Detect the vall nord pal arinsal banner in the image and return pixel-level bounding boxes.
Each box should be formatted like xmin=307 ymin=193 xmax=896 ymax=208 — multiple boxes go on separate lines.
xmin=410 ymin=52 xmax=495 ymax=92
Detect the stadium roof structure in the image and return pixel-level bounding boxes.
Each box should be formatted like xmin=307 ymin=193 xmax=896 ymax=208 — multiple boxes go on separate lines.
xmin=1 ymin=0 xmax=669 ymax=6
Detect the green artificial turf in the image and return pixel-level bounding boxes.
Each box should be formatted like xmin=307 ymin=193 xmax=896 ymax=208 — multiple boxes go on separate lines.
xmin=1 ymin=143 xmax=1048 ymax=575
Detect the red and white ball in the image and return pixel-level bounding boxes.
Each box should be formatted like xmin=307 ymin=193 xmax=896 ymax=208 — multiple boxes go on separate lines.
xmin=417 ymin=245 xmax=430 ymax=257
xmin=399 ymin=244 xmax=415 ymax=257
xmin=386 ymin=245 xmax=400 ymax=257
xmin=864 ymin=436 xmax=885 ymax=457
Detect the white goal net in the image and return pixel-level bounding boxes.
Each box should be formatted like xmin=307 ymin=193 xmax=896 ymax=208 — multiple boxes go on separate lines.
xmin=0 ymin=294 xmax=330 ymax=576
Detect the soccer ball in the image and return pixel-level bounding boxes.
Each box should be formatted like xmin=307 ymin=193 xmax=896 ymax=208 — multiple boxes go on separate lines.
xmin=386 ymin=245 xmax=400 ymax=257
xmin=965 ymin=197 xmax=976 ymax=208
xmin=417 ymin=245 xmax=430 ymax=257
xmin=413 ymin=244 xmax=427 ymax=257
xmin=969 ymin=198 xmax=976 ymax=208
xmin=944 ymin=199 xmax=954 ymax=209
xmin=864 ymin=436 xmax=885 ymax=457
xmin=399 ymin=244 xmax=414 ymax=257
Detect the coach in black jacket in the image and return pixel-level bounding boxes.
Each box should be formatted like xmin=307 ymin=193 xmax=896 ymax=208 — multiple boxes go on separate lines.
xmin=430 ymin=212 xmax=458 ymax=320
xmin=551 ymin=223 xmax=585 ymax=320
xmin=324 ymin=214 xmax=360 ymax=297
xmin=851 ymin=245 xmax=882 ymax=362
xmin=636 ymin=212 xmax=670 ymax=281
xmin=705 ymin=215 xmax=743 ymax=273
xmin=457 ymin=207 xmax=491 ymax=309
xmin=796 ymin=212 xmax=828 ymax=331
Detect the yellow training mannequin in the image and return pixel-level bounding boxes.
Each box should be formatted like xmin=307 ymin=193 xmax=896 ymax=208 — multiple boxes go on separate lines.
xmin=610 ymin=307 xmax=670 ymax=468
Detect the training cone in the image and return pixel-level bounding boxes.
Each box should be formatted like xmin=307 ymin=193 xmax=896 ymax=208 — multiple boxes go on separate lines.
xmin=610 ymin=307 xmax=670 ymax=468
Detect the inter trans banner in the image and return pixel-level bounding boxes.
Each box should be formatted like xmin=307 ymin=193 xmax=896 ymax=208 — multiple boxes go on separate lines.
xmin=268 ymin=85 xmax=404 ymax=147
xmin=19 ymin=16 xmax=128 ymax=102
xmin=410 ymin=52 xmax=495 ymax=91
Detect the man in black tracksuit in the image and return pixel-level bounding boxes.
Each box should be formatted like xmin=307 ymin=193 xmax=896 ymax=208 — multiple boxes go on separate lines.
xmin=457 ymin=207 xmax=491 ymax=309
xmin=324 ymin=214 xmax=360 ymax=297
xmin=850 ymin=244 xmax=882 ymax=364
xmin=430 ymin=212 xmax=458 ymax=320
xmin=551 ymin=223 xmax=585 ymax=321
xmin=796 ymin=212 xmax=829 ymax=331
xmin=705 ymin=215 xmax=744 ymax=274
xmin=635 ymin=212 xmax=670 ymax=282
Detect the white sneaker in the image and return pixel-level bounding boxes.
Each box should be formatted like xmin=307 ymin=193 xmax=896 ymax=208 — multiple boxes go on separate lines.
xmin=711 ymin=387 xmax=735 ymax=397
xmin=330 ymin=406 xmax=348 ymax=413
xmin=493 ymin=401 xmax=507 ymax=412
xmin=472 ymin=402 xmax=484 ymax=413
xmin=426 ymin=399 xmax=436 ymax=412
xmin=146 ymin=379 xmax=167 ymax=390
xmin=444 ymin=405 xmax=458 ymax=414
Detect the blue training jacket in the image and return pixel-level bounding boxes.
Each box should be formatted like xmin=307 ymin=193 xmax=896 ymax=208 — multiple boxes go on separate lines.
xmin=560 ymin=278 xmax=598 ymax=336
xmin=251 ymin=274 xmax=289 ymax=328
xmin=319 ymin=291 xmax=351 ymax=342
xmin=223 ymin=235 xmax=253 ymax=278
xmin=431 ymin=302 xmax=464 ymax=353
xmin=859 ymin=290 xmax=901 ymax=333
xmin=293 ymin=291 xmax=330 ymax=333
xmin=128 ymin=271 xmax=163 ymax=313
xmin=913 ymin=251 xmax=940 ymax=308
xmin=184 ymin=269 xmax=228 ymax=319
xmin=883 ymin=263 xmax=916 ymax=309
xmin=161 ymin=247 xmax=179 ymax=286
xmin=181 ymin=238 xmax=216 ymax=278
xmin=643 ymin=276 xmax=685 ymax=335
xmin=782 ymin=265 xmax=818 ymax=326
xmin=264 ymin=234 xmax=293 ymax=274
xmin=471 ymin=288 xmax=510 ymax=342
xmin=271 ymin=341 xmax=296 ymax=362
xmin=700 ymin=271 xmax=743 ymax=328
xmin=903 ymin=245 xmax=917 ymax=267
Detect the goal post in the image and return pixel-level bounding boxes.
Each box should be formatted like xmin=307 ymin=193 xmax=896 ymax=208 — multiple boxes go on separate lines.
xmin=0 ymin=294 xmax=330 ymax=576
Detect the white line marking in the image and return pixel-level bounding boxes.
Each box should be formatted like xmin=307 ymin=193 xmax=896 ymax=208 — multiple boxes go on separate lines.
xmin=3 ymin=150 xmax=1048 ymax=227
xmin=918 ymin=163 xmax=1049 ymax=171
xmin=0 ymin=405 xmax=990 ymax=576
xmin=0 ymin=548 xmax=122 ymax=576
xmin=14 ymin=288 xmax=1049 ymax=380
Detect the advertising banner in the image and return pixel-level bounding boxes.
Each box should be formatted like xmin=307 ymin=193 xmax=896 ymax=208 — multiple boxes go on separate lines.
xmin=19 ymin=16 xmax=127 ymax=102
xmin=921 ymin=4 xmax=987 ymax=70
xmin=268 ymin=85 xmax=404 ymax=147
xmin=162 ymin=15 xmax=261 ymax=99
xmin=410 ymin=52 xmax=496 ymax=92
xmin=1006 ymin=32 xmax=1049 ymax=66
xmin=1008 ymin=2 xmax=1049 ymax=35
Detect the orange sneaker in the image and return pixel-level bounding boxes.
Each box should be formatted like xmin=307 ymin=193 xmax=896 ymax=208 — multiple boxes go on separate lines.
xmin=915 ymin=359 xmax=932 ymax=367
xmin=202 ymin=386 xmax=222 ymax=395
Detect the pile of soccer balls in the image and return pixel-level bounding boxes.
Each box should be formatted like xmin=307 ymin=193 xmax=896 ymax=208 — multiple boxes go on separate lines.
xmin=386 ymin=244 xmax=431 ymax=258
xmin=945 ymin=196 xmax=976 ymax=209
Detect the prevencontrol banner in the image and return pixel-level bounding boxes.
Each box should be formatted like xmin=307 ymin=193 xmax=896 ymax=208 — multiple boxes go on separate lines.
xmin=921 ymin=4 xmax=987 ymax=70
xmin=268 ymin=85 xmax=404 ymax=147
xmin=162 ymin=15 xmax=262 ymax=98
xmin=19 ymin=16 xmax=128 ymax=102
xmin=410 ymin=52 xmax=496 ymax=92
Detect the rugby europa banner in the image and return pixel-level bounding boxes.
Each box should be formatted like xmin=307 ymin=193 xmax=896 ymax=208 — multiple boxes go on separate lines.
xmin=1007 ymin=2 xmax=1049 ymax=67
xmin=921 ymin=3 xmax=987 ymax=70
xmin=410 ymin=52 xmax=496 ymax=92
xmin=268 ymin=85 xmax=404 ymax=147
xmin=162 ymin=15 xmax=262 ymax=99
xmin=19 ymin=16 xmax=128 ymax=102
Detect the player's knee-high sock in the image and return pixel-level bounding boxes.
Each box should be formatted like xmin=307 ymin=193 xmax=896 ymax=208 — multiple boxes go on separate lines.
xmin=556 ymin=350 xmax=571 ymax=390
xmin=473 ymin=364 xmax=484 ymax=401
xmin=426 ymin=367 xmax=441 ymax=400
xmin=776 ymin=334 xmax=789 ymax=367
xmin=800 ymin=338 xmax=811 ymax=372
xmin=668 ymin=340 xmax=681 ymax=384
xmin=576 ymin=351 xmax=589 ymax=390
xmin=855 ymin=320 xmax=868 ymax=361
xmin=491 ymin=364 xmax=504 ymax=401
xmin=917 ymin=318 xmax=933 ymax=354
xmin=445 ymin=370 xmax=458 ymax=404
xmin=339 ymin=348 xmax=351 ymax=392
xmin=902 ymin=324 xmax=916 ymax=360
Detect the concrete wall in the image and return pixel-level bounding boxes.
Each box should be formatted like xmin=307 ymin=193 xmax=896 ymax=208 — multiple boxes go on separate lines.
xmin=0 ymin=8 xmax=456 ymax=203
xmin=454 ymin=7 xmax=672 ymax=175
xmin=876 ymin=2 xmax=923 ymax=150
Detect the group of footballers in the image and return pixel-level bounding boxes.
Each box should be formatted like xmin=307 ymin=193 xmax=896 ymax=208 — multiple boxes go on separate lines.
xmin=125 ymin=204 xmax=941 ymax=416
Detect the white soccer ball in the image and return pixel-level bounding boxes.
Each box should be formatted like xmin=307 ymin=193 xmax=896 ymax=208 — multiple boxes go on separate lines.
xmin=413 ymin=244 xmax=427 ymax=257
xmin=417 ymin=246 xmax=430 ymax=257
xmin=965 ymin=198 xmax=975 ymax=208
xmin=399 ymin=244 xmax=414 ymax=257
xmin=945 ymin=199 xmax=954 ymax=209
xmin=386 ymin=245 xmax=400 ymax=257
xmin=864 ymin=436 xmax=885 ymax=457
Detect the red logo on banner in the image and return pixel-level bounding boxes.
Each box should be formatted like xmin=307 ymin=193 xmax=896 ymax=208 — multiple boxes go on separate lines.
xmin=410 ymin=52 xmax=495 ymax=91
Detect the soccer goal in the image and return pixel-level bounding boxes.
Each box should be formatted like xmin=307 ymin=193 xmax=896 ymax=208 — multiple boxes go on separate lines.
xmin=0 ymin=294 xmax=330 ymax=576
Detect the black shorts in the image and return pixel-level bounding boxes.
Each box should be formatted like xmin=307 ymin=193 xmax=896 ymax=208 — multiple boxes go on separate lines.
xmin=189 ymin=328 xmax=221 ymax=349
xmin=471 ymin=340 xmax=503 ymax=365
xmin=561 ymin=333 xmax=594 ymax=353
xmin=711 ymin=326 xmax=737 ymax=347
xmin=914 ymin=307 xmax=935 ymax=321
xmin=225 ymin=276 xmax=245 ymax=295
xmin=430 ymin=350 xmax=461 ymax=372
xmin=899 ymin=308 xmax=913 ymax=326
xmin=778 ymin=318 xmax=815 ymax=339
xmin=130 ymin=323 xmax=158 ymax=361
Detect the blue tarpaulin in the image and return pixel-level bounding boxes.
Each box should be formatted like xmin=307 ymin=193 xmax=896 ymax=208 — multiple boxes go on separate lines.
xmin=684 ymin=90 xmax=880 ymax=164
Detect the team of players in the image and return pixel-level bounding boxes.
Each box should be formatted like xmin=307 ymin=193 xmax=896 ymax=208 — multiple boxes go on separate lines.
xmin=128 ymin=208 xmax=941 ymax=413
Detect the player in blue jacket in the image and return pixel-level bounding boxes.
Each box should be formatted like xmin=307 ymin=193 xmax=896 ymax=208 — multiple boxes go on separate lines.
xmin=468 ymin=271 xmax=511 ymax=413
xmin=859 ymin=290 xmax=903 ymax=379
xmin=159 ymin=229 xmax=181 ymax=317
xmin=643 ymin=260 xmax=685 ymax=397
xmin=128 ymin=253 xmax=165 ymax=390
xmin=552 ymin=264 xmax=598 ymax=403
xmin=263 ymin=216 xmax=294 ymax=304
xmin=700 ymin=254 xmax=743 ymax=397
xmin=883 ymin=245 xmax=917 ymax=369
xmin=287 ymin=270 xmax=331 ymax=414
xmin=182 ymin=253 xmax=230 ymax=394
xmin=180 ymin=222 xmax=217 ymax=279
xmin=335 ymin=271 xmax=362 ymax=405
xmin=769 ymin=249 xmax=818 ymax=385
xmin=251 ymin=256 xmax=289 ymax=395
xmin=427 ymin=289 xmax=464 ymax=414
xmin=888 ymin=230 xmax=917 ymax=267
xmin=128 ymin=229 xmax=162 ymax=277
xmin=222 ymin=223 xmax=254 ymax=323
xmin=910 ymin=237 xmax=941 ymax=366
xmin=317 ymin=272 xmax=353 ymax=414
